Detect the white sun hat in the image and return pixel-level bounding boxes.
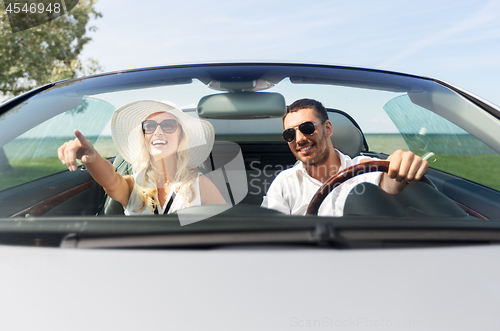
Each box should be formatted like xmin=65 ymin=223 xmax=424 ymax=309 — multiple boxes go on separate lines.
xmin=111 ymin=100 xmax=214 ymax=169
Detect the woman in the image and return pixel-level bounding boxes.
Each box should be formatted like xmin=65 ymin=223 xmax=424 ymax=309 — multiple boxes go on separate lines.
xmin=58 ymin=100 xmax=226 ymax=215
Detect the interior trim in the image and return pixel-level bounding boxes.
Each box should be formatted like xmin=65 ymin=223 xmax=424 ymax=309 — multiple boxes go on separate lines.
xmin=452 ymin=199 xmax=489 ymax=220
xmin=10 ymin=181 xmax=93 ymax=218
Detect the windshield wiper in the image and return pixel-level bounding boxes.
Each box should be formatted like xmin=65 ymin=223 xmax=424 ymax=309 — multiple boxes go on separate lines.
xmin=60 ymin=225 xmax=331 ymax=248
xmin=59 ymin=220 xmax=500 ymax=249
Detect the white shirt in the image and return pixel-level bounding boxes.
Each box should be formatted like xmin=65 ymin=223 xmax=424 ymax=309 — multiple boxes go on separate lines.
xmin=261 ymin=150 xmax=383 ymax=216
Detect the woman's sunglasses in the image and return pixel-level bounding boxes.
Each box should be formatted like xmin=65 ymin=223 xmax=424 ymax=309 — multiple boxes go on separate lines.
xmin=282 ymin=121 xmax=325 ymax=142
xmin=142 ymin=119 xmax=178 ymax=135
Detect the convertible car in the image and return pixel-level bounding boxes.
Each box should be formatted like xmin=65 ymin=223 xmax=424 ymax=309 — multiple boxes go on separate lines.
xmin=0 ymin=63 xmax=499 ymax=330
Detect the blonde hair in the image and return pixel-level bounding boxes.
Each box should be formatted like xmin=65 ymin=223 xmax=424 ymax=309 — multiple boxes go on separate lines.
xmin=131 ymin=115 xmax=199 ymax=212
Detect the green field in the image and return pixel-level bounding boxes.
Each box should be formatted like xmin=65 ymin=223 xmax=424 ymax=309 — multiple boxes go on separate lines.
xmin=365 ymin=134 xmax=410 ymax=153
xmin=426 ymin=154 xmax=500 ymax=191
xmin=1 ymin=135 xmax=499 ymax=192
xmin=365 ymin=134 xmax=500 ymax=191
xmin=0 ymin=157 xmax=67 ymax=190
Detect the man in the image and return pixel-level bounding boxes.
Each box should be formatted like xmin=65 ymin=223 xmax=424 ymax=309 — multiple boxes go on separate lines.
xmin=262 ymin=98 xmax=429 ymax=216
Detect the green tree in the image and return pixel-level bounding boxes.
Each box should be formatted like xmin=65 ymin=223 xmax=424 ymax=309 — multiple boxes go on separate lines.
xmin=0 ymin=1 xmax=102 ymax=172
xmin=0 ymin=0 xmax=103 ymax=98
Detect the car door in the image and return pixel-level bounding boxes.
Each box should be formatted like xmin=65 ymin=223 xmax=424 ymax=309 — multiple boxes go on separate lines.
xmin=383 ymin=94 xmax=500 ymax=219
xmin=0 ymin=96 xmax=116 ymax=218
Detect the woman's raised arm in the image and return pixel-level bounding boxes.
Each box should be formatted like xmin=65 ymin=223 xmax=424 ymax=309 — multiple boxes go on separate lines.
xmin=57 ymin=129 xmax=134 ymax=207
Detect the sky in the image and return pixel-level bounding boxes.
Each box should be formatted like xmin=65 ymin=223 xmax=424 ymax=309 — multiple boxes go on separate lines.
xmin=79 ymin=0 xmax=500 ymax=107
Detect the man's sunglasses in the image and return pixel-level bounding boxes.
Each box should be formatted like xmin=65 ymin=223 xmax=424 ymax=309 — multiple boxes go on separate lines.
xmin=282 ymin=121 xmax=325 ymax=142
xmin=142 ymin=119 xmax=178 ymax=135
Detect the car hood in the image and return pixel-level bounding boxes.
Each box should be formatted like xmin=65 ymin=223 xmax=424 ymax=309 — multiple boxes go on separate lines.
xmin=0 ymin=244 xmax=499 ymax=330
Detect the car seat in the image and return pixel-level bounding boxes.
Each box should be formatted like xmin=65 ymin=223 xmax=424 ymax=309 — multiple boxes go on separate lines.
xmin=327 ymin=109 xmax=367 ymax=158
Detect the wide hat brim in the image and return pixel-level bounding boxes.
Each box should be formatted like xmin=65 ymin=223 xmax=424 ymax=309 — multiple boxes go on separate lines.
xmin=111 ymin=100 xmax=214 ymax=169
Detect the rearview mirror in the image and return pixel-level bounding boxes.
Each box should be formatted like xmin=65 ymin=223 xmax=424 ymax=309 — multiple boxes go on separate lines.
xmin=197 ymin=92 xmax=286 ymax=119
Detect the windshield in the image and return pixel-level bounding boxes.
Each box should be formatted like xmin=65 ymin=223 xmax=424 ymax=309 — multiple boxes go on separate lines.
xmin=0 ymin=64 xmax=499 ymax=248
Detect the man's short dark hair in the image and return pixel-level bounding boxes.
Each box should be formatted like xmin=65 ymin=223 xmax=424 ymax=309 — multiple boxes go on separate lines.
xmin=284 ymin=98 xmax=328 ymax=122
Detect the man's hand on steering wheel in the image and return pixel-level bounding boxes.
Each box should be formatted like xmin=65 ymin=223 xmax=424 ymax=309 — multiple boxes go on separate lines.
xmin=306 ymin=157 xmax=433 ymax=215
xmin=379 ymin=150 xmax=429 ymax=194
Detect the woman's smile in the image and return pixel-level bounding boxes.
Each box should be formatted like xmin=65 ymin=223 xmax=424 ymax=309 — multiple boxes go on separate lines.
xmin=151 ymin=139 xmax=168 ymax=146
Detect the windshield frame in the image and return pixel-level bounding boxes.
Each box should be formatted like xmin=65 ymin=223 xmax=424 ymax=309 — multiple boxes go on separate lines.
xmin=0 ymin=63 xmax=499 ymax=240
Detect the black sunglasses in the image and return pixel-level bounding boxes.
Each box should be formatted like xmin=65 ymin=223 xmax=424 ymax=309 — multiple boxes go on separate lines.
xmin=282 ymin=121 xmax=325 ymax=142
xmin=142 ymin=119 xmax=178 ymax=135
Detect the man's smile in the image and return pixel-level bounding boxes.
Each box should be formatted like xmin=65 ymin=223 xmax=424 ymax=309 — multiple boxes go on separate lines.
xmin=298 ymin=145 xmax=313 ymax=154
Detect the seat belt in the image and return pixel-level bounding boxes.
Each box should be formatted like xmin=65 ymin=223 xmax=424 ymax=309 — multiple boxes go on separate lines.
xmin=154 ymin=192 xmax=177 ymax=215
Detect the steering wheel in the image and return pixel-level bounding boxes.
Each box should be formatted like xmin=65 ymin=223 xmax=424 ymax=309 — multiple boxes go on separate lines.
xmin=306 ymin=160 xmax=433 ymax=215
